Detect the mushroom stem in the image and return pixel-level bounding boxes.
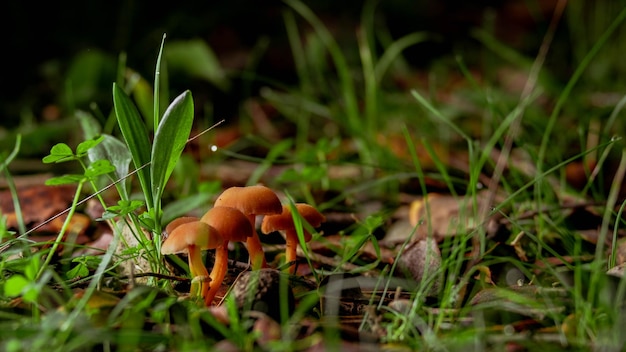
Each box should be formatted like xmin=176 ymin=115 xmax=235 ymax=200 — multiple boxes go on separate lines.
xmin=204 ymin=243 xmax=229 ymax=305
xmin=188 ymin=245 xmax=209 ymax=298
xmin=245 ymin=214 xmax=268 ymax=270
xmin=247 ymin=235 xmax=268 ymax=270
xmin=284 ymin=230 xmax=299 ymax=274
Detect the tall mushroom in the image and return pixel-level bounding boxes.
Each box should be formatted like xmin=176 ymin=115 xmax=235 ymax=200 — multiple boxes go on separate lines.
xmin=161 ymin=220 xmax=221 ymax=298
xmin=261 ymin=203 xmax=325 ymax=274
xmin=214 ymin=185 xmax=282 ymax=269
xmin=200 ymin=206 xmax=255 ymax=305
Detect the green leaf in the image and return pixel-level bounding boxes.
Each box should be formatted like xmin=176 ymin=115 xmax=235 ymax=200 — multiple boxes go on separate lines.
xmin=45 ymin=174 xmax=86 ymax=185
xmin=24 ymin=258 xmax=40 ymax=280
xmin=43 ymin=143 xmax=75 ymax=163
xmin=139 ymin=210 xmax=157 ymax=230
xmin=4 ymin=275 xmax=29 ymax=297
xmin=130 ymin=74 xmax=155 ymax=130
xmin=113 ymin=83 xmax=153 ymax=209
xmin=150 ymin=90 xmax=194 ymax=211
xmin=76 ymin=135 xmax=105 ymax=157
xmin=100 ymin=199 xmax=145 ymax=220
xmin=76 ymin=110 xmax=102 ymax=140
xmin=165 ymin=39 xmax=230 ymax=91
xmin=89 ymin=134 xmax=132 ymax=195
xmin=66 ymin=263 xmax=89 ymax=279
xmin=84 ymin=159 xmax=116 ymax=178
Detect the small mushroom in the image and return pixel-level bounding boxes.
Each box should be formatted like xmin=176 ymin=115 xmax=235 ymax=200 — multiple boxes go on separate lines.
xmin=164 ymin=216 xmax=200 ymax=235
xmin=214 ymin=185 xmax=282 ymax=269
xmin=261 ymin=203 xmax=325 ymax=274
xmin=161 ymin=220 xmax=222 ymax=299
xmin=200 ymin=206 xmax=255 ymax=305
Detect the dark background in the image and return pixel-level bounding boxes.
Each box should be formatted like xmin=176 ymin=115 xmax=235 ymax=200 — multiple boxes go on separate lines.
xmin=0 ymin=0 xmax=562 ymax=128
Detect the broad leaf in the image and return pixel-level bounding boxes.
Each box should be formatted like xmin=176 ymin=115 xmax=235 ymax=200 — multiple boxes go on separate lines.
xmin=75 ymin=135 xmax=104 ymax=157
xmin=112 ymin=83 xmax=153 ymax=208
xmin=90 ymin=134 xmax=132 ymax=195
xmin=150 ymin=90 xmax=194 ymax=211
xmin=84 ymin=159 xmax=116 ymax=179
xmin=4 ymin=274 xmax=29 ymax=297
xmin=77 ymin=111 xmax=133 ymax=197
xmin=43 ymin=143 xmax=75 ymax=163
xmin=45 ymin=174 xmax=85 ymax=186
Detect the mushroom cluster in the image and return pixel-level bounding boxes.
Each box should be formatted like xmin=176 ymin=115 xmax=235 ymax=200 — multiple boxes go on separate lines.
xmin=161 ymin=185 xmax=325 ymax=305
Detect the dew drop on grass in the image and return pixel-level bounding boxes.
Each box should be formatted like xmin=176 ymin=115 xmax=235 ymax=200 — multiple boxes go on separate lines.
xmin=210 ymin=145 xmax=218 ymax=152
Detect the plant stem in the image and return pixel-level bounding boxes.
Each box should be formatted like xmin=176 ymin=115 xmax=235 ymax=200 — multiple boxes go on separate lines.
xmin=36 ymin=180 xmax=85 ymax=280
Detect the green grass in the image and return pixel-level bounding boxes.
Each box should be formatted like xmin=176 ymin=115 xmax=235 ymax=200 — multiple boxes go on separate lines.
xmin=2 ymin=0 xmax=626 ymax=351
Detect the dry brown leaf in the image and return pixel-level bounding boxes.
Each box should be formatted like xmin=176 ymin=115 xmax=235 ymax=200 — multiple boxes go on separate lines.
xmin=396 ymin=237 xmax=441 ymax=295
xmin=0 ymin=184 xmax=77 ymax=231
xmin=616 ymin=238 xmax=626 ymax=265
xmin=407 ymin=192 xmax=492 ymax=242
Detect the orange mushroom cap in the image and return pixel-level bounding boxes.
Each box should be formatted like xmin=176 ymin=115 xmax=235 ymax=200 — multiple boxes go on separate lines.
xmin=214 ymin=185 xmax=282 ymax=219
xmin=261 ymin=203 xmax=326 ymax=242
xmin=200 ymin=206 xmax=254 ymax=243
xmin=214 ymin=185 xmax=283 ymax=270
xmin=161 ymin=221 xmax=222 ymax=254
xmin=261 ymin=203 xmax=325 ymax=274
xmin=161 ymin=220 xmax=221 ymax=299
xmin=164 ymin=216 xmax=200 ymax=237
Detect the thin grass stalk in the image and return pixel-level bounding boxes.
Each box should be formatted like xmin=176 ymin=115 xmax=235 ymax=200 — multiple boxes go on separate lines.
xmin=284 ymin=0 xmax=360 ymax=133
xmin=359 ymin=0 xmax=379 ymax=137
xmin=609 ymin=200 xmax=626 ymax=268
xmin=36 ymin=180 xmax=85 ymax=280
xmin=283 ymin=9 xmax=312 ymax=152
xmin=1 ymin=135 xmax=26 ymax=235
xmin=587 ymin=149 xmax=626 ymax=314
xmin=537 ymin=5 xmax=626 ymax=185
xmin=58 ymin=223 xmax=122 ymax=342
xmin=357 ymin=26 xmax=378 ymax=138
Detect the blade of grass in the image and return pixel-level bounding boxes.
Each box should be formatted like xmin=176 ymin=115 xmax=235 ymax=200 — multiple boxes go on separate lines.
xmin=587 ymin=149 xmax=626 ymax=311
xmin=154 ymin=33 xmax=166 ymax=130
xmin=1 ymin=135 xmax=25 ymax=235
xmin=283 ymin=9 xmax=313 ymax=151
xmin=284 ymin=0 xmax=360 ymax=134
xmin=357 ymin=26 xmax=377 ymax=137
xmin=537 ymin=5 xmax=626 ymax=182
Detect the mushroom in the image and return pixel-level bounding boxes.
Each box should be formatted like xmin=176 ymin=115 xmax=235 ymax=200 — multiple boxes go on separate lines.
xmin=164 ymin=216 xmax=200 ymax=234
xmin=200 ymin=206 xmax=255 ymax=305
xmin=161 ymin=220 xmax=222 ymax=298
xmin=261 ymin=203 xmax=325 ymax=274
xmin=214 ymin=185 xmax=282 ymax=269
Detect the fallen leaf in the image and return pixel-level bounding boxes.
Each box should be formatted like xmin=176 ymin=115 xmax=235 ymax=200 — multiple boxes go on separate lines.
xmin=407 ymin=192 xmax=493 ymax=241
xmin=251 ymin=311 xmax=282 ymax=348
xmin=607 ymin=262 xmax=626 ymax=277
xmin=0 ymin=184 xmax=77 ymax=231
xmin=396 ymin=237 xmax=441 ymax=295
